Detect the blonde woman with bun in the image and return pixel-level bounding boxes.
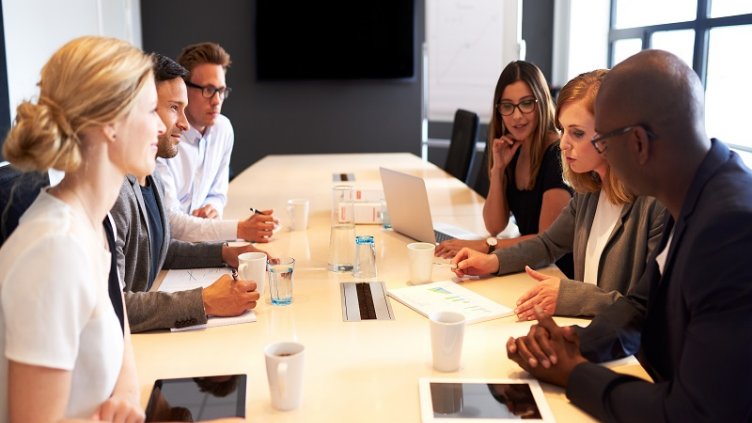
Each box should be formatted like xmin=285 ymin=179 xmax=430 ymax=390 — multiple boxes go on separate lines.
xmin=0 ymin=36 xmax=164 ymax=422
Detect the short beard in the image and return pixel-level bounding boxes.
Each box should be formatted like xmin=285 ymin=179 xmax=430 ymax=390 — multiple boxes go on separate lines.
xmin=156 ymin=135 xmax=179 ymax=159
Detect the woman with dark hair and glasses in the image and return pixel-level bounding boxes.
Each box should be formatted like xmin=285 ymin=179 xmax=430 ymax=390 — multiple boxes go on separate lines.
xmin=437 ymin=61 xmax=574 ymax=278
xmin=450 ymin=70 xmax=666 ymax=320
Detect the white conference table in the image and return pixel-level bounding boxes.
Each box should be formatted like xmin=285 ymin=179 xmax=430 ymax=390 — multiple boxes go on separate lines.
xmin=134 ymin=153 xmax=648 ymax=422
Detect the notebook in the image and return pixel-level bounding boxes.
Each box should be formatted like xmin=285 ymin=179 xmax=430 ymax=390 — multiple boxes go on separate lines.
xmin=379 ymin=167 xmax=482 ymax=243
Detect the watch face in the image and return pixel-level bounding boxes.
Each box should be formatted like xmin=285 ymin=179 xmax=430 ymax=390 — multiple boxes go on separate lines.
xmin=486 ymin=237 xmax=497 ymax=246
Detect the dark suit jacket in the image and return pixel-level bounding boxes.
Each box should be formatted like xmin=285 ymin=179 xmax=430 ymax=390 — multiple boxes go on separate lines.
xmin=110 ymin=174 xmax=225 ymax=332
xmin=567 ymin=139 xmax=752 ymax=421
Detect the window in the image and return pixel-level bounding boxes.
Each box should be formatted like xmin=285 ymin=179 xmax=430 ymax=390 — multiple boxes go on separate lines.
xmin=608 ymin=0 xmax=752 ymax=158
xmin=612 ymin=39 xmax=642 ymax=65
xmin=614 ymin=0 xmax=696 ymax=29
xmin=650 ymin=29 xmax=695 ymax=67
xmin=705 ymin=24 xmax=752 ymax=149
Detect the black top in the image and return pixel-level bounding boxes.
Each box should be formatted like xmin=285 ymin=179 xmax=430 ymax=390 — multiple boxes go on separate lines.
xmin=506 ymin=142 xmax=574 ymax=278
xmin=140 ymin=177 xmax=164 ymax=289
xmin=103 ymin=216 xmax=125 ymax=334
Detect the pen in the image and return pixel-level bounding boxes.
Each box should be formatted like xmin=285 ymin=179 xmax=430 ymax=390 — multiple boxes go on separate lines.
xmin=249 ymin=207 xmax=264 ymax=215
xmin=231 ymin=268 xmax=238 ymax=281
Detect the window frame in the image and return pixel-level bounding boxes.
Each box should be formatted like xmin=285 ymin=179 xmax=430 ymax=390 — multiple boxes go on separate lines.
xmin=607 ymin=1 xmax=752 ymax=152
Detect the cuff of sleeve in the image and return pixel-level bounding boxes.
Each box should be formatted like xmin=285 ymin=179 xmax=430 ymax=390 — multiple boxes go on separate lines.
xmin=191 ymin=287 xmax=209 ymax=324
xmin=211 ymin=242 xmax=226 ymax=265
xmin=555 ymin=278 xmax=578 ymax=315
xmin=493 ymin=249 xmax=506 ymax=276
xmin=220 ymin=219 xmax=239 ymax=241
xmin=566 ymin=362 xmax=623 ymax=421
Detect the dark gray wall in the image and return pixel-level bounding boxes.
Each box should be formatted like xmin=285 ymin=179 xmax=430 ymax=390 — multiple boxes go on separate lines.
xmin=522 ymin=0 xmax=554 ymax=82
xmin=140 ymin=0 xmax=424 ymax=176
xmin=0 ymin=0 xmax=10 ymax=159
xmin=140 ymin=0 xmax=554 ymax=174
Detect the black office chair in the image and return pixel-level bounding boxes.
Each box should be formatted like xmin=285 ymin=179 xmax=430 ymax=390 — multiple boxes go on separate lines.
xmin=443 ymin=109 xmax=479 ymax=182
xmin=0 ymin=164 xmax=50 ymax=246
xmin=468 ymin=142 xmax=490 ymax=198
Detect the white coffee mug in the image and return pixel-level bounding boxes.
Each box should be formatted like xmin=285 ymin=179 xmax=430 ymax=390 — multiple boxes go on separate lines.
xmin=287 ymin=199 xmax=310 ymax=231
xmin=407 ymin=242 xmax=435 ymax=284
xmin=265 ymin=341 xmax=305 ymax=411
xmin=429 ymin=310 xmax=466 ymax=372
xmin=238 ymin=252 xmax=267 ymax=297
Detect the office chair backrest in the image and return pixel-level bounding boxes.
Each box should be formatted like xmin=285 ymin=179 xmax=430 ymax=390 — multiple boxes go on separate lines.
xmin=444 ymin=109 xmax=479 ymax=182
xmin=0 ymin=165 xmax=50 ymax=246
xmin=469 ymin=143 xmax=490 ymax=198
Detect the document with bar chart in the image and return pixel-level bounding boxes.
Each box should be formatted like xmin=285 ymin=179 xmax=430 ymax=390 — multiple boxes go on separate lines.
xmin=388 ymin=280 xmax=513 ymax=324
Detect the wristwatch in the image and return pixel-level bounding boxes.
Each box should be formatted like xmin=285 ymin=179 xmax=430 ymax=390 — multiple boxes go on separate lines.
xmin=485 ymin=237 xmax=498 ymax=253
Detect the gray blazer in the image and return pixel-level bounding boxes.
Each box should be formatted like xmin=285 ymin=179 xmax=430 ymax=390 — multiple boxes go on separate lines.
xmin=111 ymin=174 xmax=224 ymax=332
xmin=494 ymin=191 xmax=666 ymax=317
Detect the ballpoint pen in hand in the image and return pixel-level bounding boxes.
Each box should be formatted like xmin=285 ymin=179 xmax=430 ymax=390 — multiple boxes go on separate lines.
xmin=231 ymin=268 xmax=239 ymax=281
xmin=249 ymin=207 xmax=263 ymax=215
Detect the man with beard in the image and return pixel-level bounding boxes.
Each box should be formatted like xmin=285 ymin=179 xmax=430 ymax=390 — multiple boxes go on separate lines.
xmin=110 ymin=54 xmax=263 ymax=333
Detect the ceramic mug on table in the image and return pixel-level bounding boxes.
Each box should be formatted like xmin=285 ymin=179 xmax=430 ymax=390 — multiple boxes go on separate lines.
xmin=265 ymin=341 xmax=305 ymax=411
xmin=238 ymin=252 xmax=267 ymax=297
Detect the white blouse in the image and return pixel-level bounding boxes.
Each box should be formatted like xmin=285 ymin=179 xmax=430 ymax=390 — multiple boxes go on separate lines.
xmin=0 ymin=190 xmax=123 ymax=421
xmin=584 ymin=190 xmax=624 ymax=285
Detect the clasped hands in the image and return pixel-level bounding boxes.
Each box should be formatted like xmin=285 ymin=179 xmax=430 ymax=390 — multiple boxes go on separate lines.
xmin=506 ymin=307 xmax=587 ymax=388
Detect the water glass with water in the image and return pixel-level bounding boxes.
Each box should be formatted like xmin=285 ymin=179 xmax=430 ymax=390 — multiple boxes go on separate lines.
xmin=268 ymin=257 xmax=295 ymax=305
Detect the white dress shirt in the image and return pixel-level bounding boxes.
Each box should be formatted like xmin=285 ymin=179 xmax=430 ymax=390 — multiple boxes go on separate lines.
xmin=156 ymin=114 xmax=234 ymax=217
xmin=166 ymin=206 xmax=238 ymax=242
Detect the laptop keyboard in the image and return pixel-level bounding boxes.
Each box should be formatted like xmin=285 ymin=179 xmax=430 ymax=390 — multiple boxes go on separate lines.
xmin=434 ymin=230 xmax=454 ymax=243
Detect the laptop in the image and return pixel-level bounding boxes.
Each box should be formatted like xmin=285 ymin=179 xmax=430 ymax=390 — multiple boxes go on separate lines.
xmin=379 ymin=167 xmax=482 ymax=243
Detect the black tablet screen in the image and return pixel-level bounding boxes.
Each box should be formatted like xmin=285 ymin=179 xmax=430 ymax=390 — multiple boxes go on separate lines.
xmin=145 ymin=374 xmax=246 ymax=422
xmin=430 ymin=382 xmax=542 ymax=419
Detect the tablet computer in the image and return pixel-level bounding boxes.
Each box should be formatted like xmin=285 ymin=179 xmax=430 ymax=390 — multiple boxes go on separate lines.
xmin=144 ymin=374 xmax=246 ymax=422
xmin=419 ymin=378 xmax=555 ymax=422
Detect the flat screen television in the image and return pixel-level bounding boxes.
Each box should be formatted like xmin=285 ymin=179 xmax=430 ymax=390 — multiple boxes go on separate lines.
xmin=255 ymin=1 xmax=415 ymax=80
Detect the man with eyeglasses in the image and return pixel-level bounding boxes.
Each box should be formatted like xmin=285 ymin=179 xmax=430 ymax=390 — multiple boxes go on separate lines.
xmin=505 ymin=49 xmax=752 ymax=421
xmin=156 ymin=42 xmax=276 ymax=243
xmin=111 ymin=54 xmax=264 ymax=332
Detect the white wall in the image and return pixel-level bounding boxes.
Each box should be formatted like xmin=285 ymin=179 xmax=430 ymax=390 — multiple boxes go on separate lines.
xmin=2 ymin=0 xmax=141 ymax=120
xmin=425 ymin=0 xmax=522 ymax=123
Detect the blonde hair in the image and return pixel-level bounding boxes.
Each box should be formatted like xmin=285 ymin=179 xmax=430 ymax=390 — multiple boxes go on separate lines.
xmin=2 ymin=36 xmax=153 ymax=172
xmin=556 ymin=69 xmax=633 ymax=204
xmin=487 ymin=61 xmax=558 ymax=190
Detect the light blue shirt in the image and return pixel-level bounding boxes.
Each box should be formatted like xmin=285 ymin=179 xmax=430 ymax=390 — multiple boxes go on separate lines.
xmin=156 ymin=114 xmax=234 ymax=218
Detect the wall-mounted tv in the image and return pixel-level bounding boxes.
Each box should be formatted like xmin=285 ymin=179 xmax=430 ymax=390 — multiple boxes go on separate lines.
xmin=255 ymin=1 xmax=415 ymax=80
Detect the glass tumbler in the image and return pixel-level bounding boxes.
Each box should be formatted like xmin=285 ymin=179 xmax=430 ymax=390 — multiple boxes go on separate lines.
xmin=353 ymin=235 xmax=377 ymax=279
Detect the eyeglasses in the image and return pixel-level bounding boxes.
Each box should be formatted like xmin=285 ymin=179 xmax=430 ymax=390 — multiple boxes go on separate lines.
xmin=185 ymin=80 xmax=232 ymax=100
xmin=590 ymin=124 xmax=656 ymax=154
xmin=496 ymin=98 xmax=538 ymax=116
